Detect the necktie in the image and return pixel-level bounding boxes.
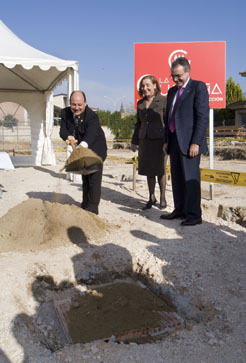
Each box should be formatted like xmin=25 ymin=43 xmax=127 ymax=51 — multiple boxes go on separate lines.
xmin=74 ymin=116 xmax=79 ymax=127
xmin=74 ymin=116 xmax=79 ymax=139
xmin=169 ymin=87 xmax=183 ymax=133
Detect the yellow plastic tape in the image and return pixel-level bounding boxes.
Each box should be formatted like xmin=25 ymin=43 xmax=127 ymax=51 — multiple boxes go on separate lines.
xmin=200 ymin=168 xmax=246 ymax=186
xmin=55 ymin=152 xmax=246 ymax=187
xmin=125 ymin=158 xmax=246 ymax=187
xmin=54 ymin=148 xmax=66 ymax=152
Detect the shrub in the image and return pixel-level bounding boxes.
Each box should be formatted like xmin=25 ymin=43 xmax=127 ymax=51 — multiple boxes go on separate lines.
xmin=110 ymin=112 xmax=136 ymax=140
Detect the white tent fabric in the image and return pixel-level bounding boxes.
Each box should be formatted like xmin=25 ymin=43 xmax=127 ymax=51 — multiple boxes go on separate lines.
xmin=0 ymin=152 xmax=15 ymax=170
xmin=0 ymin=20 xmax=79 ymax=166
xmin=42 ymin=91 xmax=56 ymax=165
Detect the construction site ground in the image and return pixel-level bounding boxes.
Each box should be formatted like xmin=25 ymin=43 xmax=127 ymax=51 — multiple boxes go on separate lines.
xmin=0 ymin=148 xmax=245 ymax=363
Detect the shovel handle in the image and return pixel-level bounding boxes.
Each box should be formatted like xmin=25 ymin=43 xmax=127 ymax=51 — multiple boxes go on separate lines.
xmin=70 ymin=138 xmax=76 ymax=151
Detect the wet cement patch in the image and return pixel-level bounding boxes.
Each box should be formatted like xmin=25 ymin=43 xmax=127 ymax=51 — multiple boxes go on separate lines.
xmin=54 ymin=281 xmax=183 ymax=344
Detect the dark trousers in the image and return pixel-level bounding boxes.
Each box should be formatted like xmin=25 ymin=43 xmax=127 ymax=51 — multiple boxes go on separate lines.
xmin=81 ymin=164 xmax=103 ymax=215
xmin=169 ymin=132 xmax=201 ymax=219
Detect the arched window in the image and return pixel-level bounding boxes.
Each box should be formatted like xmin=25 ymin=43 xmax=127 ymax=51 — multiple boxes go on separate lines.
xmin=0 ymin=102 xmax=31 ymax=155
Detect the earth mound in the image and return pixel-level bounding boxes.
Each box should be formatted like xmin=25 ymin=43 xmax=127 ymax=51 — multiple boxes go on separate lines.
xmin=0 ymin=198 xmax=110 ymax=253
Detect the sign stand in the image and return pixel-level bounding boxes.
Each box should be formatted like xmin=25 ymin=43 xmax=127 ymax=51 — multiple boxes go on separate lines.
xmin=209 ymin=109 xmax=214 ymax=200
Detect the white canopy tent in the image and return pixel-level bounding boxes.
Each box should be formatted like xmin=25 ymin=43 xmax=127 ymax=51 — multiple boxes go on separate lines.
xmin=0 ymin=19 xmax=79 ymax=166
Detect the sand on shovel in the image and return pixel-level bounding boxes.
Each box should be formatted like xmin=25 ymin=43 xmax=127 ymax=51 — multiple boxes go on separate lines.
xmin=62 ymin=147 xmax=103 ymax=174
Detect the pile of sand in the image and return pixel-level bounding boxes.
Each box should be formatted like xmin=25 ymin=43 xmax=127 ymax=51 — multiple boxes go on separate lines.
xmin=0 ymin=198 xmax=110 ymax=253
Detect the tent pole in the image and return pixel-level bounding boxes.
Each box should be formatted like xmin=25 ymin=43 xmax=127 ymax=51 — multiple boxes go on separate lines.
xmin=67 ymin=69 xmax=73 ymax=106
xmin=209 ymin=108 xmax=214 ymax=200
xmin=74 ymin=68 xmax=79 ymax=90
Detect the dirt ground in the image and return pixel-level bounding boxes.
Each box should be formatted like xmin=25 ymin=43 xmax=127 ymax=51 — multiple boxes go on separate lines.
xmin=0 ymin=149 xmax=246 ymax=362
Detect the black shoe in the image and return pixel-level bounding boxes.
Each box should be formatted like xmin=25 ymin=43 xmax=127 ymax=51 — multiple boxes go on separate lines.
xmin=142 ymin=199 xmax=157 ymax=210
xmin=181 ymin=218 xmax=202 ymax=226
xmin=160 ymin=210 xmax=185 ymax=220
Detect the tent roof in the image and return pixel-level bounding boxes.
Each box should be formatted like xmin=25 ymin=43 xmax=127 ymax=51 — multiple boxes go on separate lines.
xmin=0 ymin=20 xmax=78 ymax=92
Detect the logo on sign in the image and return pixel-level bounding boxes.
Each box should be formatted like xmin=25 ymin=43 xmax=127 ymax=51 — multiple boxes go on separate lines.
xmin=231 ymin=172 xmax=240 ymax=184
xmin=168 ymin=49 xmax=191 ymax=66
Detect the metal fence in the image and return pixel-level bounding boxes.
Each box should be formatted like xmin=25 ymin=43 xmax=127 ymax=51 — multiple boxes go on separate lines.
xmin=0 ymin=102 xmax=32 ymax=155
xmin=0 ymin=123 xmax=31 ymax=154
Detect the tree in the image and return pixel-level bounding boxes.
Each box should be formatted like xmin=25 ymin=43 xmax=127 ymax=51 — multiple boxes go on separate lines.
xmin=214 ymin=77 xmax=244 ymax=126
xmin=118 ymin=114 xmax=136 ymax=139
xmin=107 ymin=111 xmax=135 ymax=140
xmin=97 ymin=110 xmax=111 ymax=127
xmin=0 ymin=114 xmax=18 ymax=131
xmin=98 ymin=109 xmax=136 ymax=140
xmin=226 ymin=77 xmax=244 ymax=105
xmin=109 ymin=111 xmax=122 ymax=139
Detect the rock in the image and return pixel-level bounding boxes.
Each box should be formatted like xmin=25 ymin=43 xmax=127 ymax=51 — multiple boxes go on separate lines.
xmin=208 ymin=338 xmax=218 ymax=346
xmin=205 ymin=331 xmax=215 ymax=339
xmin=91 ymin=346 xmax=99 ymax=354
xmin=36 ymin=317 xmax=42 ymax=325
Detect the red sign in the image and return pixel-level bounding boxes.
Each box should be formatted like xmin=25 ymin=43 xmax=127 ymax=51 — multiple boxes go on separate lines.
xmin=134 ymin=41 xmax=226 ymax=109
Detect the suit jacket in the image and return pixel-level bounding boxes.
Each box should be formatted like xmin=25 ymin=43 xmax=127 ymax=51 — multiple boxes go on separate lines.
xmin=131 ymin=93 xmax=166 ymax=145
xmin=165 ymin=79 xmax=209 ymax=155
xmin=60 ymin=105 xmax=107 ymax=161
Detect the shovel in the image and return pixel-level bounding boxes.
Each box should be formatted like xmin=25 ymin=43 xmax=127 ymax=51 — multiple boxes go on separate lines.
xmin=60 ymin=139 xmax=103 ymax=175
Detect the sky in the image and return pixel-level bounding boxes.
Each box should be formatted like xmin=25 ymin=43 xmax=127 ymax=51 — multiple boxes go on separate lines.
xmin=1 ymin=0 xmax=246 ymax=111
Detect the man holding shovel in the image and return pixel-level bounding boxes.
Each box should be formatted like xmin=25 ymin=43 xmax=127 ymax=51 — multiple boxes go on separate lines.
xmin=60 ymin=91 xmax=107 ymax=215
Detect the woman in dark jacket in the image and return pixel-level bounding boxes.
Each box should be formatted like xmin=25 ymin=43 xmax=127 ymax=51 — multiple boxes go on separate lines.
xmin=131 ymin=75 xmax=167 ymax=210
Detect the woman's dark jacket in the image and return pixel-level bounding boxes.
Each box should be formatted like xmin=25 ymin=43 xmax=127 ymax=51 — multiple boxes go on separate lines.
xmin=131 ymin=94 xmax=166 ymax=145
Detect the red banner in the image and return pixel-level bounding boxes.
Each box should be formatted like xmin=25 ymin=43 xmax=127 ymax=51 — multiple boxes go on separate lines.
xmin=134 ymin=42 xmax=226 ymax=109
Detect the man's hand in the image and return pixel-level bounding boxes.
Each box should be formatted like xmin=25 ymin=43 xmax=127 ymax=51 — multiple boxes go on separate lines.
xmin=131 ymin=144 xmax=137 ymax=152
xmin=163 ymin=143 xmax=168 ymax=155
xmin=189 ymin=143 xmax=199 ymax=158
xmin=66 ymin=136 xmax=78 ymax=145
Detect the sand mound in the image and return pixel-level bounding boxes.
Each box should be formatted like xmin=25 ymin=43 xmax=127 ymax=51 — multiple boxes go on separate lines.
xmin=0 ymin=198 xmax=110 ymax=253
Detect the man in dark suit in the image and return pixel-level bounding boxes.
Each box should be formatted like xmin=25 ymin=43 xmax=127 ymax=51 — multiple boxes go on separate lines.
xmin=60 ymin=91 xmax=107 ymax=215
xmin=160 ymin=57 xmax=209 ymax=226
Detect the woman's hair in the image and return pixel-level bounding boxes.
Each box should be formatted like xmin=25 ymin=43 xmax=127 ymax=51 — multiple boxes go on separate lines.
xmin=138 ymin=75 xmax=161 ymax=98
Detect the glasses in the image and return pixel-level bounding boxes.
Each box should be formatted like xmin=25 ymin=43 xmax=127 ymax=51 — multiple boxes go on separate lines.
xmin=170 ymin=72 xmax=185 ymax=79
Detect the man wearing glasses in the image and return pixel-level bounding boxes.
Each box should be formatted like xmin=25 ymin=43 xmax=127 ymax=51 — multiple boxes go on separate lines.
xmin=160 ymin=57 xmax=209 ymax=226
